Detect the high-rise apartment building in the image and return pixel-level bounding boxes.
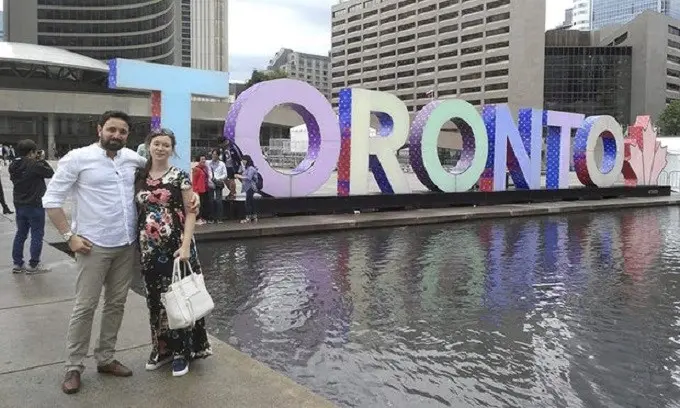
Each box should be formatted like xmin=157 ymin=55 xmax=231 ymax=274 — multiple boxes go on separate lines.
xmin=3 ymin=0 xmax=227 ymax=70
xmin=572 ymin=0 xmax=591 ymax=30
xmin=268 ymin=48 xmax=331 ymax=98
xmin=591 ymin=0 xmax=680 ymax=29
xmin=330 ymin=0 xmax=546 ymax=114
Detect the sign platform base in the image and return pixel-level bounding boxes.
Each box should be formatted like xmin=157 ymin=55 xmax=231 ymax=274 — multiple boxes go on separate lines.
xmin=222 ymin=186 xmax=671 ymax=220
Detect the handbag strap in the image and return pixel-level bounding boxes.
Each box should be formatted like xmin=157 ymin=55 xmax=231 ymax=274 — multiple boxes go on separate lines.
xmin=171 ymin=257 xmax=199 ymax=328
xmin=172 ymin=257 xmax=195 ymax=283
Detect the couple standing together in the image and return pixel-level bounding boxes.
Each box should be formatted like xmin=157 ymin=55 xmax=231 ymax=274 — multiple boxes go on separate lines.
xmin=43 ymin=111 xmax=211 ymax=394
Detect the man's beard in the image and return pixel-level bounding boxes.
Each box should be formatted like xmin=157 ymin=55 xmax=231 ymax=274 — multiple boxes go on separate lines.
xmin=101 ymin=139 xmax=125 ymax=151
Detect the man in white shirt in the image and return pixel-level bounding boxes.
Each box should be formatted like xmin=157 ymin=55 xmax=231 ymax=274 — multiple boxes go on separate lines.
xmin=43 ymin=110 xmax=197 ymax=394
xmin=208 ymin=149 xmax=228 ymax=222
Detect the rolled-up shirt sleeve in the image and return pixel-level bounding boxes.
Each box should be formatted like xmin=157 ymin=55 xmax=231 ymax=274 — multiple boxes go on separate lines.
xmin=42 ymin=152 xmax=79 ymax=209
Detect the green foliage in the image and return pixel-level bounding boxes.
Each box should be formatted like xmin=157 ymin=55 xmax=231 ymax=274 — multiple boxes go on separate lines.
xmin=242 ymin=69 xmax=288 ymax=91
xmin=658 ymin=100 xmax=680 ymax=136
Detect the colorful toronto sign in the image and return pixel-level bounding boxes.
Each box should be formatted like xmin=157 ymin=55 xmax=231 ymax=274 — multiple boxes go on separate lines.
xmin=108 ymin=58 xmax=668 ymax=198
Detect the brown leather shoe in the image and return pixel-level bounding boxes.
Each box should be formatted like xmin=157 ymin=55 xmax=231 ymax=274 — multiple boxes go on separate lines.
xmin=62 ymin=370 xmax=81 ymax=394
xmin=96 ymin=360 xmax=133 ymax=377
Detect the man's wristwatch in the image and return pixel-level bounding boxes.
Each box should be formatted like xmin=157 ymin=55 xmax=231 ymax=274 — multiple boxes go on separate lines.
xmin=62 ymin=231 xmax=74 ymax=242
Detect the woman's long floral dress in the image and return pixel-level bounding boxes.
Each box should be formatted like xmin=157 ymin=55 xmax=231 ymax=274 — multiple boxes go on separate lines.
xmin=136 ymin=166 xmax=212 ymax=361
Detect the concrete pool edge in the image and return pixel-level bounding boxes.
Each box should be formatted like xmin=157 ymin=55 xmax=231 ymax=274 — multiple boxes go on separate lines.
xmin=194 ymin=196 xmax=680 ymax=242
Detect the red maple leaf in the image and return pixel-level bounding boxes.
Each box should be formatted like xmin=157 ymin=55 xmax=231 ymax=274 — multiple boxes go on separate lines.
xmin=622 ymin=116 xmax=668 ymax=186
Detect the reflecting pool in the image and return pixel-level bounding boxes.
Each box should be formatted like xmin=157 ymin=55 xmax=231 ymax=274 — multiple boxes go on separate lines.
xmin=196 ymin=207 xmax=680 ymax=407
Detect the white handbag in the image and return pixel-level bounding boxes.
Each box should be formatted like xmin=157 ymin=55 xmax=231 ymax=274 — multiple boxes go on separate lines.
xmin=161 ymin=258 xmax=215 ymax=330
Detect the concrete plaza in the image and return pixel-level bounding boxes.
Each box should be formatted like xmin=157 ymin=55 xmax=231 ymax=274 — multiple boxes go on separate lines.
xmin=0 ymin=167 xmax=335 ymax=407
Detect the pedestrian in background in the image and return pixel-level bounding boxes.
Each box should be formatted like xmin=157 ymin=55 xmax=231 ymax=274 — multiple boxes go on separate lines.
xmin=208 ymin=149 xmax=227 ymax=222
xmin=9 ymin=140 xmax=54 ymax=273
xmin=235 ymin=154 xmax=259 ymax=223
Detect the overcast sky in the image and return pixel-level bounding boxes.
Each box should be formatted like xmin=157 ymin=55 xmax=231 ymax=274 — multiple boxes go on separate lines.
xmin=229 ymin=0 xmax=572 ymax=81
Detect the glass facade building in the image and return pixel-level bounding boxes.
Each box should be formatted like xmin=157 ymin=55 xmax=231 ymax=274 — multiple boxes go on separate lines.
xmin=544 ymin=46 xmax=633 ymax=126
xmin=35 ymin=0 xmax=178 ymax=64
xmin=592 ymin=0 xmax=680 ymax=29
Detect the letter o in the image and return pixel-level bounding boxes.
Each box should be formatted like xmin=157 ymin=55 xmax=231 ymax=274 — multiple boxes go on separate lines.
xmin=409 ymin=99 xmax=489 ymax=192
xmin=573 ymin=116 xmax=624 ymax=187
xmin=223 ymin=79 xmax=341 ymax=197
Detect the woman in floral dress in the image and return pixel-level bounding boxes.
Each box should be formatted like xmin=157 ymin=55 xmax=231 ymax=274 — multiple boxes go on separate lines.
xmin=135 ymin=129 xmax=211 ymax=377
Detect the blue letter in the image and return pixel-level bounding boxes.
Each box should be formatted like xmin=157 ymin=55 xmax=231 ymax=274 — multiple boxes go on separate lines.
xmin=107 ymin=58 xmax=229 ymax=171
xmin=482 ymin=105 xmax=543 ymax=190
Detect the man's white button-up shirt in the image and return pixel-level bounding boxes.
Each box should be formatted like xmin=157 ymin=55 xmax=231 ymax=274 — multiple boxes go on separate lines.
xmin=42 ymin=143 xmax=146 ymax=248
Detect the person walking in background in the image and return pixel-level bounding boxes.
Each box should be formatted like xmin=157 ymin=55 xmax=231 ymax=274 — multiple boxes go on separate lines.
xmin=9 ymin=139 xmax=54 ymax=274
xmin=0 ymin=170 xmax=12 ymax=214
xmin=8 ymin=145 xmax=16 ymax=162
xmin=235 ymin=154 xmax=259 ymax=223
xmin=192 ymin=155 xmax=211 ymax=225
xmin=208 ymin=149 xmax=227 ymax=223
xmin=134 ymin=129 xmax=211 ymax=377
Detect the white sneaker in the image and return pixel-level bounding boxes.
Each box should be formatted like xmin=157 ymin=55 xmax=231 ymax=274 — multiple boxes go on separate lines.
xmin=145 ymin=352 xmax=173 ymax=371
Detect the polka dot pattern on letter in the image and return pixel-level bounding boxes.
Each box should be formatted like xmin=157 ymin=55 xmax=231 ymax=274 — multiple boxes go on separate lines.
xmin=573 ymin=116 xmax=624 ymax=187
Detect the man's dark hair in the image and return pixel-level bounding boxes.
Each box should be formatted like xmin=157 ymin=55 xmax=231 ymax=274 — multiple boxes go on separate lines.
xmin=99 ymin=110 xmax=131 ymax=128
xmin=16 ymin=139 xmax=37 ymax=157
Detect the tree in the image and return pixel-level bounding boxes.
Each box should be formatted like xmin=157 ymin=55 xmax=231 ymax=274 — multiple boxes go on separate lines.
xmin=241 ymin=69 xmax=288 ymax=93
xmin=658 ymin=100 xmax=680 ymax=136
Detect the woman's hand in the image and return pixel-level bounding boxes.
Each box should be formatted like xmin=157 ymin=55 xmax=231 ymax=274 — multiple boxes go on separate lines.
xmin=174 ymin=246 xmax=190 ymax=261
xmin=188 ymin=192 xmax=200 ymax=213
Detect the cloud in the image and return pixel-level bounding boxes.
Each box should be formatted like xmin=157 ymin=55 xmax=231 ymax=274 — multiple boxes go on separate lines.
xmin=228 ymin=0 xmax=335 ymax=81
xmin=545 ymin=0 xmax=571 ymax=29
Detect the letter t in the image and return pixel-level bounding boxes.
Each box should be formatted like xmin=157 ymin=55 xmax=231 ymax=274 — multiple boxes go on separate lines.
xmin=107 ymin=58 xmax=229 ymax=171
xmin=545 ymin=111 xmax=585 ymax=189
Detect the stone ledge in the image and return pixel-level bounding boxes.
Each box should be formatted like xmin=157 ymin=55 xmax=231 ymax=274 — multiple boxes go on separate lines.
xmin=192 ymin=196 xmax=680 ymax=242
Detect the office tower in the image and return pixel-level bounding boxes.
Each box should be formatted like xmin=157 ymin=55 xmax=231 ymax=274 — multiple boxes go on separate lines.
xmin=268 ymin=48 xmax=331 ymax=99
xmin=3 ymin=0 xmax=227 ymax=70
xmin=189 ymin=0 xmax=228 ymax=71
xmin=598 ymin=11 xmax=680 ymax=121
xmin=591 ymin=0 xmax=680 ymax=29
xmin=572 ymin=0 xmax=591 ymax=30
xmin=330 ymin=0 xmax=546 ymax=114
xmin=544 ymin=29 xmax=632 ymax=125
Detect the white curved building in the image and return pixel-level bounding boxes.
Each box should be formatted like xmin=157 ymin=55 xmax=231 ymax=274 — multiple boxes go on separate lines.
xmin=3 ymin=0 xmax=227 ymax=70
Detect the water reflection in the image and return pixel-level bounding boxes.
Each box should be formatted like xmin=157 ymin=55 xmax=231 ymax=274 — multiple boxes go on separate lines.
xmin=197 ymin=207 xmax=680 ymax=408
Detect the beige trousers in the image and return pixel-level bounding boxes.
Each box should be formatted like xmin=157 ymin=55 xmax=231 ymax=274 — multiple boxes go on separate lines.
xmin=64 ymin=243 xmax=135 ymax=373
